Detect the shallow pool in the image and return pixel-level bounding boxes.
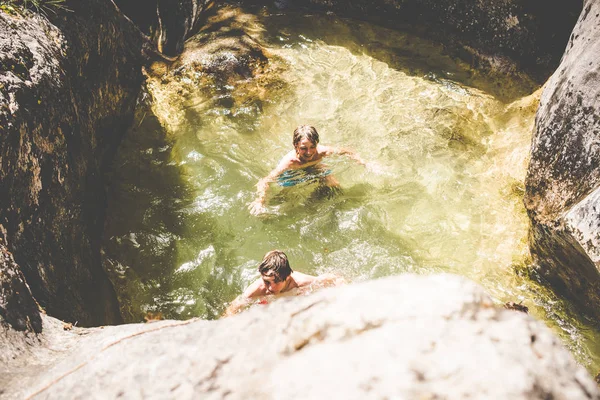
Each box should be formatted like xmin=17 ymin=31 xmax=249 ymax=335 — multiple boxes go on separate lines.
xmin=102 ymin=4 xmax=600 ymax=373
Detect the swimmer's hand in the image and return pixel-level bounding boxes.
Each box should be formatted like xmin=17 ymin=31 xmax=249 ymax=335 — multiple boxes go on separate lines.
xmin=318 ymin=273 xmax=346 ymax=286
xmin=223 ymin=295 xmax=251 ymax=317
xmin=249 ymin=198 xmax=267 ymax=216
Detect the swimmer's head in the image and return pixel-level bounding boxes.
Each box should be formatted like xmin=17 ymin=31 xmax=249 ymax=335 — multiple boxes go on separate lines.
xmin=259 ymin=250 xmax=293 ymax=294
xmin=293 ymin=125 xmax=319 ymax=148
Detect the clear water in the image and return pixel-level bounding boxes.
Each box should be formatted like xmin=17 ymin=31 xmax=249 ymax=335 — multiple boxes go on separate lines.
xmin=103 ymin=5 xmax=600 ymax=373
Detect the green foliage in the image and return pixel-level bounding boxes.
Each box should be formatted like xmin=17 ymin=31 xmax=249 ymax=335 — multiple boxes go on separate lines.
xmin=0 ymin=0 xmax=69 ymax=16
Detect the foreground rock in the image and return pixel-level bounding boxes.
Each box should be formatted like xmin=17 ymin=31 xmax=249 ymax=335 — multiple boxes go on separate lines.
xmin=3 ymin=275 xmax=597 ymax=399
xmin=524 ymin=0 xmax=600 ymax=320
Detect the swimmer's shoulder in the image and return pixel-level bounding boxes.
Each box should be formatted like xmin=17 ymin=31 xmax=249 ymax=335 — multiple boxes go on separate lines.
xmin=291 ymin=271 xmax=318 ymax=287
xmin=278 ymin=150 xmax=302 ymax=170
xmin=243 ymin=278 xmax=267 ymax=298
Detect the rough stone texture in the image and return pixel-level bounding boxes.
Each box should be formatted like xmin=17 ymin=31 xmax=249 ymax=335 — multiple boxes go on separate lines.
xmin=2 ymin=275 xmax=597 ymax=399
xmin=0 ymin=313 xmax=164 ymax=398
xmin=254 ymin=0 xmax=582 ymax=82
xmin=524 ymin=0 xmax=600 ymax=319
xmin=565 ymin=187 xmax=600 ymax=264
xmin=0 ymin=316 xmax=74 ymax=397
xmin=0 ymin=1 xmax=146 ymax=326
xmin=0 ymin=237 xmax=41 ymax=333
xmin=114 ymin=0 xmax=214 ymax=56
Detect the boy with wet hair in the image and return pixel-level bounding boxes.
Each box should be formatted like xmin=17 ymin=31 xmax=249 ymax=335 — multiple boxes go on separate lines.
xmin=292 ymin=124 xmax=320 ymax=149
xmin=258 ymin=250 xmax=293 ymax=285
xmin=246 ymin=249 xmax=319 ymax=297
xmin=249 ymin=125 xmax=369 ymax=215
xmin=224 ymin=250 xmax=342 ymax=316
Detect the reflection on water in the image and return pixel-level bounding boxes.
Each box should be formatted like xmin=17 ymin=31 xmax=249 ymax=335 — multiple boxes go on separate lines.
xmin=103 ymin=6 xmax=600 ymax=372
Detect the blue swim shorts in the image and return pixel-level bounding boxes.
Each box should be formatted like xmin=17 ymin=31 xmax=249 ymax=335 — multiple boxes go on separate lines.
xmin=277 ymin=168 xmax=333 ymax=187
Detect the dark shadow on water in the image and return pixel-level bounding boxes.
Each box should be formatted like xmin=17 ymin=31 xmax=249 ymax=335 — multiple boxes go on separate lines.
xmin=102 ymin=97 xmax=244 ymax=322
xmin=305 ymin=183 xmax=343 ymax=204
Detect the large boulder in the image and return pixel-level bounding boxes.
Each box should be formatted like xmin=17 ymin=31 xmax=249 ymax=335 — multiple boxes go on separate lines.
xmin=524 ymin=0 xmax=600 ymax=320
xmin=4 ymin=275 xmax=598 ymax=399
xmin=0 ymin=1 xmax=146 ymax=326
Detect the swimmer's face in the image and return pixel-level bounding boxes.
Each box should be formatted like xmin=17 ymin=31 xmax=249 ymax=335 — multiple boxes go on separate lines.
xmin=295 ymin=138 xmax=317 ymax=162
xmin=261 ymin=274 xmax=288 ymax=295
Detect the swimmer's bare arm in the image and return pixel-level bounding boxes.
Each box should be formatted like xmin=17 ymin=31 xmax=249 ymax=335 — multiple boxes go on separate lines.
xmin=223 ymin=279 xmax=265 ymax=316
xmin=223 ymin=295 xmax=248 ymax=317
xmin=291 ymin=271 xmax=318 ymax=287
xmin=242 ymin=278 xmax=267 ymax=298
xmin=249 ymin=154 xmax=295 ymax=215
xmin=314 ymin=273 xmax=346 ymax=287
xmin=322 ymin=145 xmax=386 ymax=174
xmin=293 ymin=272 xmax=344 ymax=287
xmin=320 ymin=145 xmax=367 ymax=166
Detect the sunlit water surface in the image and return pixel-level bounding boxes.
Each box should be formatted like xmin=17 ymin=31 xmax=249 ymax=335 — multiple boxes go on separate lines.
xmin=103 ymin=7 xmax=600 ymax=372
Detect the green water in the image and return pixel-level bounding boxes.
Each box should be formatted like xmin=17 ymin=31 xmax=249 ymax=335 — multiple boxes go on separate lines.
xmin=103 ymin=6 xmax=600 ymax=373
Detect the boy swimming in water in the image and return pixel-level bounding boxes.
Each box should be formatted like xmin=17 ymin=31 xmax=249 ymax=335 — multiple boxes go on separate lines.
xmin=249 ymin=125 xmax=368 ymax=215
xmin=224 ymin=249 xmax=342 ymax=316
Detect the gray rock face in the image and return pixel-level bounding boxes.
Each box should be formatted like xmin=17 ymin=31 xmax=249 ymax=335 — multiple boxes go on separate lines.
xmin=0 ymin=2 xmax=145 ymax=326
xmin=6 ymin=275 xmax=598 ymax=399
xmin=524 ymin=0 xmax=600 ymax=319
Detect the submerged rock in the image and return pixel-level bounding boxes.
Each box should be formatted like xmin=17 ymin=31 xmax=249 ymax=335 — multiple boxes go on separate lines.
xmin=4 ymin=275 xmax=598 ymax=399
xmin=524 ymin=0 xmax=600 ymax=320
xmin=146 ymin=4 xmax=287 ymax=131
